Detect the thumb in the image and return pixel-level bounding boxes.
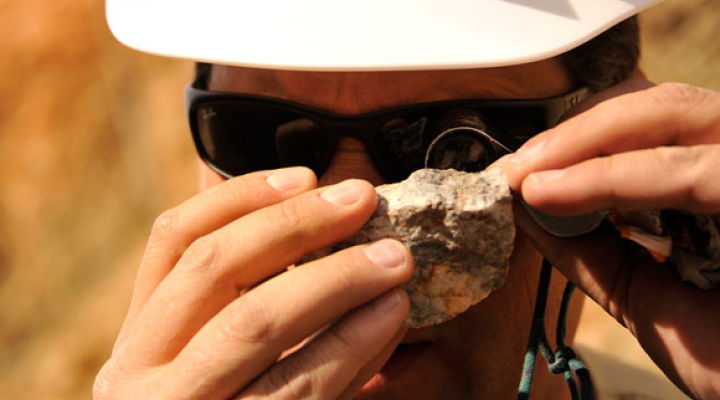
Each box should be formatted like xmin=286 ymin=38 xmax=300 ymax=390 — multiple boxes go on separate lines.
xmin=513 ymin=201 xmax=636 ymax=321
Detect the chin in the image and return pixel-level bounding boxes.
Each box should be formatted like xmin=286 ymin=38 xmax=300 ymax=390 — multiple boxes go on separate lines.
xmin=352 ymin=291 xmax=537 ymax=400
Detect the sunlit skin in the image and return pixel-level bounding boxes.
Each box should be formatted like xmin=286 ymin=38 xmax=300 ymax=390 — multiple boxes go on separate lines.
xmin=200 ymin=59 xmax=584 ymax=400
xmin=94 ymin=57 xmax=720 ymax=399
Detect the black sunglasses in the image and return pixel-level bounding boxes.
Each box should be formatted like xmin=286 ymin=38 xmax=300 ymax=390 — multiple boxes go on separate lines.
xmin=186 ymin=79 xmax=588 ymax=182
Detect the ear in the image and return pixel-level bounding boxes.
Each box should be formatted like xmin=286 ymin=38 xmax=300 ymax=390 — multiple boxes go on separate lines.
xmin=632 ymin=67 xmax=647 ymax=80
xmin=557 ymin=78 xmax=655 ymax=124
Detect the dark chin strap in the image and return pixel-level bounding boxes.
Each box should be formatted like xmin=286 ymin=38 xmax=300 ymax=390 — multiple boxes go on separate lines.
xmin=517 ymin=259 xmax=594 ymax=400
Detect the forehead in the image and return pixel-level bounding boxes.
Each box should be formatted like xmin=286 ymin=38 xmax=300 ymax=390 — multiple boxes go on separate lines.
xmin=209 ymin=58 xmax=573 ymax=114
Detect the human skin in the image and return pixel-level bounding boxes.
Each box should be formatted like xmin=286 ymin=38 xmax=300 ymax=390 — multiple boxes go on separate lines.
xmin=497 ymin=80 xmax=720 ymax=400
xmin=204 ymin=61 xmax=582 ymax=400
xmin=94 ymin=58 xmax=586 ymax=399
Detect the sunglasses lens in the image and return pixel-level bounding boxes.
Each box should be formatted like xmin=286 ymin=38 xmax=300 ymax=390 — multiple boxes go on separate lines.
xmin=275 ymin=118 xmax=331 ymax=173
xmin=192 ymin=98 xmax=552 ymax=181
xmin=373 ymin=115 xmax=431 ymax=181
xmin=194 ymin=102 xmax=329 ymax=177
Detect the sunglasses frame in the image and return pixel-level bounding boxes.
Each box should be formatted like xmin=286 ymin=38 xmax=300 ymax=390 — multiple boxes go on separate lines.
xmin=186 ymin=78 xmax=589 ymax=181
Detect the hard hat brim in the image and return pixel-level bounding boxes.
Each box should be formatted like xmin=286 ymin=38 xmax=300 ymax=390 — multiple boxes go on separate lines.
xmin=106 ymin=0 xmax=661 ymax=71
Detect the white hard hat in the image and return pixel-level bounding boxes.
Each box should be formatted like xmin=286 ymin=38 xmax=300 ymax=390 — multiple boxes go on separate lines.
xmin=106 ymin=0 xmax=662 ymax=71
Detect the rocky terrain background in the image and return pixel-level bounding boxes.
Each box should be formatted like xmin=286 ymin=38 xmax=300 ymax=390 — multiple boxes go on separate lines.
xmin=0 ymin=0 xmax=717 ymax=398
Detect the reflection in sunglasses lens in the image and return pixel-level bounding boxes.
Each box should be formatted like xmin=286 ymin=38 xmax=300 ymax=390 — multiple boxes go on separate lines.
xmin=378 ymin=117 xmax=429 ymax=173
xmin=275 ymin=118 xmax=326 ymax=173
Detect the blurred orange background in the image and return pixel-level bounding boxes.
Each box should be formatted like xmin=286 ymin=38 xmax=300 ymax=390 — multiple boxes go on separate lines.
xmin=0 ymin=0 xmax=717 ymax=399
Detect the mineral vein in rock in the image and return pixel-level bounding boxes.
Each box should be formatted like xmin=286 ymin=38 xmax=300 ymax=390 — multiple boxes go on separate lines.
xmin=308 ymin=168 xmax=515 ymax=328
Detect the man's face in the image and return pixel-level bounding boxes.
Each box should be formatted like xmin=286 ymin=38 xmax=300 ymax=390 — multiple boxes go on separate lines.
xmin=199 ymin=60 xmax=584 ymax=399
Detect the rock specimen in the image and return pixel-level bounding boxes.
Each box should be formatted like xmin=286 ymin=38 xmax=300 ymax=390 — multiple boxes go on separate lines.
xmin=307 ymin=168 xmax=515 ymax=328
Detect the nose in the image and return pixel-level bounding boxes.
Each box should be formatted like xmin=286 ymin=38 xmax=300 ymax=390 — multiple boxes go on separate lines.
xmin=318 ymin=138 xmax=385 ymax=187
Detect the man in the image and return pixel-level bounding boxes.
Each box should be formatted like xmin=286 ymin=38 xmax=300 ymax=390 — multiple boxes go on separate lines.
xmin=96 ymin=1 xmax=720 ymax=399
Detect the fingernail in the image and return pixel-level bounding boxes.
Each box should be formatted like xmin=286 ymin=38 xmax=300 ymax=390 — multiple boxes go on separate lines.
xmin=364 ymin=240 xmax=405 ymax=268
xmin=509 ymin=137 xmax=546 ymax=164
xmin=267 ymin=168 xmax=308 ymax=191
xmin=371 ymin=289 xmax=402 ymax=315
xmin=528 ymin=169 xmax=566 ymax=184
xmin=321 ymin=180 xmax=364 ymax=205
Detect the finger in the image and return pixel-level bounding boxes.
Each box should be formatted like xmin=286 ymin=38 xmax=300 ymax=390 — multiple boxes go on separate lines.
xmin=521 ymin=144 xmax=720 ymax=215
xmin=119 ymin=179 xmax=379 ymax=366
xmin=500 ymin=81 xmax=720 ymax=190
xmin=555 ymin=77 xmax=655 ymax=123
xmin=491 ymin=79 xmax=652 ymax=190
xmin=514 ymin=201 xmax=720 ymax=397
xmin=517 ymin=197 xmax=716 ymax=328
xmin=116 ymin=167 xmax=317 ymax=347
xmin=238 ymin=289 xmax=410 ymax=400
xmin=165 ymin=240 xmax=414 ymax=399
xmin=512 ymin=201 xmax=635 ymax=319
xmin=336 ymin=326 xmax=408 ymax=400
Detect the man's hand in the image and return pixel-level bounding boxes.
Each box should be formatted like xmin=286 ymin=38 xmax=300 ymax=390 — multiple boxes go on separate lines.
xmin=497 ymin=79 xmax=720 ymax=399
xmin=93 ymin=167 xmax=414 ymax=400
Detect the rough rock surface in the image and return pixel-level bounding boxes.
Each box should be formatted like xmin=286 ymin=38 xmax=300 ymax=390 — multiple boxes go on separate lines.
xmin=307 ymin=168 xmax=515 ymax=328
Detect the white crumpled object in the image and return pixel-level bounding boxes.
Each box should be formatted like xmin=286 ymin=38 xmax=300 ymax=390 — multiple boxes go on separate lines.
xmin=611 ymin=210 xmax=720 ymax=290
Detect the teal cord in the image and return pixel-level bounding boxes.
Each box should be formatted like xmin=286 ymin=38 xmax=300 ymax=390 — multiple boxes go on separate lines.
xmin=517 ymin=259 xmax=593 ymax=400
xmin=517 ymin=259 xmax=552 ymax=399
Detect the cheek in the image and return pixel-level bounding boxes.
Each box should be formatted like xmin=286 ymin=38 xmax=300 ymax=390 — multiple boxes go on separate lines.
xmin=198 ymin=160 xmax=227 ymax=190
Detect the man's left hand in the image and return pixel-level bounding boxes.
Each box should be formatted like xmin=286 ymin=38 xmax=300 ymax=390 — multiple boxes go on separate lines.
xmin=496 ymin=79 xmax=720 ymax=400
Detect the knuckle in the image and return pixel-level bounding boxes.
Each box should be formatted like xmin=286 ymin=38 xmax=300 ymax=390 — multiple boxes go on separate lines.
xmin=274 ymin=199 xmax=305 ymax=231
xmin=245 ymin=319 xmax=366 ymax=400
xmin=331 ymin=257 xmax=362 ymax=292
xmin=655 ymin=145 xmax=696 ymax=164
xmin=324 ymin=323 xmax=361 ymax=361
xmin=653 ymin=82 xmax=710 ymax=121
xmin=652 ymin=83 xmax=720 ymax=143
xmin=656 ymin=146 xmax=703 ymax=203
xmin=702 ymin=147 xmax=720 ymax=192
xmin=597 ymin=155 xmax=620 ymax=194
xmin=597 ymin=154 xmax=617 ymax=176
xmin=93 ymin=360 xmax=127 ymax=400
xmin=220 ymin=178 xmax=252 ymax=206
xmin=543 ymin=126 xmax=560 ymax=142
xmin=655 ymin=82 xmax=704 ymax=104
xmin=93 ymin=372 xmax=114 ymax=399
xmin=314 ymin=252 xmax=362 ymax=293
xmin=221 ymin=296 xmax=280 ymax=347
xmin=150 ymin=208 xmax=181 ymax=242
xmin=656 ymin=145 xmax=702 ymax=177
xmin=264 ymin=362 xmax=316 ymax=399
xmin=178 ymin=234 xmax=221 ymax=273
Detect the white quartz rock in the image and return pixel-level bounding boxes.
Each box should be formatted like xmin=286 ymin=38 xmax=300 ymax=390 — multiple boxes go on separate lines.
xmin=307 ymin=168 xmax=515 ymax=328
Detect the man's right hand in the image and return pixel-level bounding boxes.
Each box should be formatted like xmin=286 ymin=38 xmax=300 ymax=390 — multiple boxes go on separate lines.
xmin=93 ymin=167 xmax=414 ymax=400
